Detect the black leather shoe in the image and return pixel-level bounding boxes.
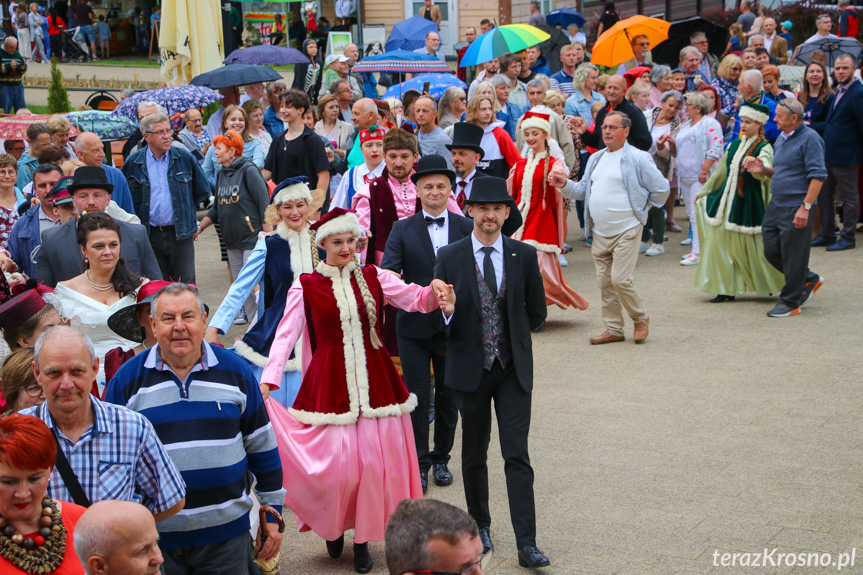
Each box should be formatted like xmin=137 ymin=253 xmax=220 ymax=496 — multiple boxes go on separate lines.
xmin=710 ymin=294 xmax=735 ymax=303
xmin=353 ymin=543 xmax=373 ymax=574
xmin=518 ymin=546 xmax=550 ymax=568
xmin=326 ymin=534 xmax=344 ymax=559
xmin=433 ymin=463 xmax=453 ymax=486
xmin=420 ymin=471 xmax=428 ymax=493
xmin=478 ymin=528 xmax=494 ymax=554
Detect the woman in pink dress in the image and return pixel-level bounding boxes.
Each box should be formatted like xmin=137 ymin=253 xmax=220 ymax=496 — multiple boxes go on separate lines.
xmin=260 ymin=208 xmax=454 ymax=573
xmin=509 ymin=111 xmax=589 ymax=311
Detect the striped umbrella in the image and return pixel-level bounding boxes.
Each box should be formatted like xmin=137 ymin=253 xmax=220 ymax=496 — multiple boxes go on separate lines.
xmin=459 ymin=25 xmax=551 ymax=67
xmin=352 ymin=50 xmax=452 ymax=74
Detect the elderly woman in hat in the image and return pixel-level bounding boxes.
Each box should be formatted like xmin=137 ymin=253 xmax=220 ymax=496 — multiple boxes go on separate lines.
xmin=260 ymin=208 xmax=454 ymax=574
xmin=694 ymin=100 xmax=784 ymax=302
xmin=204 ymin=177 xmax=325 ymax=408
xmin=511 ymin=111 xmax=588 ymax=311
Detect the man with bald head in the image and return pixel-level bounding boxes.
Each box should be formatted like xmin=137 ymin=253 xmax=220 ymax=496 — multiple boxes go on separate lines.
xmin=345 ymin=41 xmax=376 ymax=99
xmin=414 ymin=30 xmax=444 ymax=62
xmin=0 ymin=36 xmax=27 ymax=113
xmin=761 ymin=18 xmax=788 ymax=65
xmin=346 ymin=97 xmax=381 ymax=168
xmin=75 ymin=501 xmax=164 ymax=575
xmin=75 ymin=132 xmax=135 ymax=213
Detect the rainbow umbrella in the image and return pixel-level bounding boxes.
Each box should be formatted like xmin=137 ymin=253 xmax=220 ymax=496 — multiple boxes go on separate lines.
xmin=459 ymin=24 xmax=551 ymax=67
xmin=590 ymin=15 xmax=670 ymax=69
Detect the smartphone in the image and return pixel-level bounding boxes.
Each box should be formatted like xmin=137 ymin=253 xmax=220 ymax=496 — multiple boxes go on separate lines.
xmin=422 ymin=81 xmax=431 ymax=94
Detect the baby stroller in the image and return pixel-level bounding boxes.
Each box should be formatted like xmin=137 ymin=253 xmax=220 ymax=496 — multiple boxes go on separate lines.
xmin=61 ymin=27 xmax=91 ymax=62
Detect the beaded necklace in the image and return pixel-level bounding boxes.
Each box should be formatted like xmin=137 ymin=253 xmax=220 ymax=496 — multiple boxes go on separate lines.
xmin=0 ymin=496 xmax=67 ymax=574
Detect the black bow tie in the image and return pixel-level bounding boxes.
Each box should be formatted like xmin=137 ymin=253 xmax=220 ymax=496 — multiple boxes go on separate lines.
xmin=425 ymin=216 xmax=445 ymax=227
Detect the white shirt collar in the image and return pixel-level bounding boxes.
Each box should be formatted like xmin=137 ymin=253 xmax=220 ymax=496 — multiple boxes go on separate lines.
xmin=471 ymin=231 xmax=503 ymax=255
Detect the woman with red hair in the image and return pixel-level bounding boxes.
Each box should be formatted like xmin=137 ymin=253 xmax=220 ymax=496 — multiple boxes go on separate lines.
xmin=0 ymin=415 xmax=86 ymax=574
xmin=199 ymin=130 xmax=272 ymax=323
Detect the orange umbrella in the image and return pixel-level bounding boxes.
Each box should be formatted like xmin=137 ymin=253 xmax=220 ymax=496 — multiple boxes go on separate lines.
xmin=0 ymin=115 xmax=81 ymax=140
xmin=590 ymin=15 xmax=670 ymax=69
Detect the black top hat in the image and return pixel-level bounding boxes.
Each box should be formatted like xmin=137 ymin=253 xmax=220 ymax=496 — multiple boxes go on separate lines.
xmin=410 ymin=154 xmax=456 ymax=185
xmin=446 ymin=122 xmax=485 ymax=159
xmin=66 ymin=166 xmax=114 ymax=194
xmin=464 ymin=176 xmax=516 ymax=206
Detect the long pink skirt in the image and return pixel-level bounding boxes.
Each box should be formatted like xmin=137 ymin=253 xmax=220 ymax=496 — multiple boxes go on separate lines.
xmin=266 ymin=399 xmax=423 ymax=543
xmin=537 ymin=251 xmax=589 ymax=310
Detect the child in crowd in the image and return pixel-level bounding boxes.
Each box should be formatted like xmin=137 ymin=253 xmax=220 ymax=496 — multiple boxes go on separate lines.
xmin=96 ymin=14 xmax=111 ymax=59
xmin=626 ymin=82 xmax=651 ymax=111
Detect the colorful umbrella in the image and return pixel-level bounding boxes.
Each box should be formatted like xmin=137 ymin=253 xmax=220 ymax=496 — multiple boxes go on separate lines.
xmin=224 ymin=45 xmax=309 ymax=66
xmin=545 ymin=9 xmax=586 ymax=29
xmin=66 ymin=111 xmax=138 ymax=141
xmin=189 ymin=64 xmax=283 ymax=89
xmin=111 ymin=86 xmax=223 ymax=121
xmin=0 ymin=115 xmax=80 ymax=140
xmin=459 ymin=25 xmax=551 ymax=67
xmin=590 ymin=15 xmax=670 ymax=69
xmin=383 ymin=74 xmax=467 ymax=100
xmin=351 ymin=50 xmax=452 ymax=74
xmin=385 ymin=16 xmax=440 ymax=52
xmin=791 ymin=36 xmax=863 ymax=67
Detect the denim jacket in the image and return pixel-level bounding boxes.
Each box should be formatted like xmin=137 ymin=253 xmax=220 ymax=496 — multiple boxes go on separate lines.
xmin=122 ymin=145 xmax=210 ymax=240
xmin=7 ymin=203 xmax=44 ymax=277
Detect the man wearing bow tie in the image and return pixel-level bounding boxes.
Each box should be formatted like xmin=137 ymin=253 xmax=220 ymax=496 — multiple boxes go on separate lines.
xmin=448 ymin=122 xmax=523 ymax=237
xmin=382 ymin=154 xmax=473 ymax=494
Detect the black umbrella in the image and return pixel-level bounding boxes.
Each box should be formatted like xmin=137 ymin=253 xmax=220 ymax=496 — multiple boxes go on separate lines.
xmin=189 ymin=64 xmax=283 ymax=89
xmin=651 ymin=17 xmax=728 ymax=69
xmin=534 ymin=24 xmax=571 ymax=75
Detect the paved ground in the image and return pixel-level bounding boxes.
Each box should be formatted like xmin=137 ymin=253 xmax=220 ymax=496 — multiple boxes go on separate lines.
xmin=197 ymin=204 xmax=863 ymax=574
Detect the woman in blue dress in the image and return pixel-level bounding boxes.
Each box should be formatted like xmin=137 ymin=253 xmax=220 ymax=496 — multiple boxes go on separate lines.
xmin=205 ymin=177 xmax=325 ymax=407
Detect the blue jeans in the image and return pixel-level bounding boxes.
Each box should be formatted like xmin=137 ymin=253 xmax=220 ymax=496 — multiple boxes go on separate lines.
xmin=5 ymin=84 xmax=25 ymax=114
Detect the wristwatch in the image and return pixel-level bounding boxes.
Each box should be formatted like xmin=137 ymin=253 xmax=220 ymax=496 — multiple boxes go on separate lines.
xmin=803 ymin=202 xmax=812 ymax=211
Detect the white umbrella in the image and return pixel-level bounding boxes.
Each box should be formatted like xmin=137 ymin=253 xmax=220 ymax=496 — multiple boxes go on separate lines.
xmin=159 ymin=0 xmax=224 ymax=86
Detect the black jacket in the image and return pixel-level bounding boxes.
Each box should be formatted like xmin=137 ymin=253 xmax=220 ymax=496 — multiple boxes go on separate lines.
xmin=382 ymin=210 xmax=474 ymax=341
xmin=434 ymin=234 xmax=546 ymax=393
xmin=291 ymin=58 xmax=324 ymax=105
xmin=580 ymin=99 xmax=652 ymax=152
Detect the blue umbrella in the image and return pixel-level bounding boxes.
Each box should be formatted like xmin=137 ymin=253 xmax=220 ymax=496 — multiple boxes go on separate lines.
xmin=545 ymin=8 xmax=586 ymax=29
xmin=66 ymin=111 xmax=138 ymax=141
xmin=386 ymin=16 xmax=439 ymax=52
xmin=111 ymin=86 xmax=223 ymax=121
xmin=352 ymin=50 xmax=452 ymax=74
xmin=224 ymin=45 xmax=309 ymax=66
xmin=190 ymin=64 xmax=283 ymax=89
xmin=384 ymin=74 xmax=466 ymax=99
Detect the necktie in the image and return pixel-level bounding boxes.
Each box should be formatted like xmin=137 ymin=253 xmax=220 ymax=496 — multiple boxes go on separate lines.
xmin=481 ymin=246 xmax=497 ymax=298
xmin=424 ymin=216 xmax=445 ymax=227
xmin=456 ymin=180 xmax=468 ymax=209
xmin=363 ymin=173 xmax=375 ymax=185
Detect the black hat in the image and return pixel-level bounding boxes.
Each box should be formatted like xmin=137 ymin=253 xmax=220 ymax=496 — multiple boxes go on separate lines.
xmin=463 ymin=176 xmax=516 ymax=206
xmin=446 ymin=122 xmax=485 ymax=159
xmin=410 ymin=155 xmax=456 ymax=185
xmin=66 ymin=166 xmax=114 ymax=194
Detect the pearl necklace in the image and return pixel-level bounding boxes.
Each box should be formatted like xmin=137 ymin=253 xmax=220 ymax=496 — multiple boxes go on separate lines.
xmin=85 ymin=270 xmax=114 ymax=291
xmin=0 ymin=496 xmax=67 ymax=574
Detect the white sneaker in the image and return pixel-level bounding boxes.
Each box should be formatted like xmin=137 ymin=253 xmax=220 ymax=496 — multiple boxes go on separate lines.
xmin=639 ymin=242 xmax=650 ymax=253
xmin=681 ymin=238 xmax=692 ymax=246
xmin=645 ymin=243 xmax=665 ymax=256
xmin=680 ymin=253 xmax=700 ymax=266
xmin=558 ymin=253 xmax=569 ymax=267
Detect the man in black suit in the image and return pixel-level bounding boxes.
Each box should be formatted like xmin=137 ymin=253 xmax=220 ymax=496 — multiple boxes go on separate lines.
xmin=447 ymin=122 xmax=523 ymax=237
xmin=381 ymin=155 xmax=473 ymax=494
xmin=434 ymin=177 xmax=550 ymax=569
xmin=35 ymin=166 xmax=162 ymax=287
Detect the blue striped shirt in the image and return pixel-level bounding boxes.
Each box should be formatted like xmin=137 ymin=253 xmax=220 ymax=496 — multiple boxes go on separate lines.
xmin=21 ymin=397 xmax=185 ymax=513
xmin=105 ymin=342 xmax=285 ymax=549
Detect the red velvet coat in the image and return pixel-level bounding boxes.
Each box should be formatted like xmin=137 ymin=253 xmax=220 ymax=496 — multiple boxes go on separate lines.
xmin=290 ymin=263 xmax=416 ymax=425
xmin=512 ymin=154 xmax=563 ymax=253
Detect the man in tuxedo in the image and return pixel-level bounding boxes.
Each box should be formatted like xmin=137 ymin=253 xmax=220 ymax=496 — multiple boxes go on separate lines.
xmin=447 ymin=122 xmax=523 ymax=237
xmin=434 ymin=177 xmax=550 ymax=569
xmin=381 ymin=155 xmax=473 ymax=494
xmin=35 ymin=166 xmax=162 ymax=287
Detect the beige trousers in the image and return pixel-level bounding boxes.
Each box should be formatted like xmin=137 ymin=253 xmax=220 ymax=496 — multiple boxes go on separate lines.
xmin=591 ymin=225 xmax=647 ymax=336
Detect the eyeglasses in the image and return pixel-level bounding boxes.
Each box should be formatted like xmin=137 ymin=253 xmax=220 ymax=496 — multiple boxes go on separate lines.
xmin=405 ymin=550 xmax=493 ymax=575
xmin=23 ymin=383 xmax=42 ymax=398
xmin=8 ymin=146 xmax=24 ymax=151
xmin=0 ymin=169 xmax=17 ymax=176
xmin=693 ymin=40 xmax=708 ymax=45
xmin=730 ymin=66 xmax=742 ymax=71
xmin=636 ymin=42 xmax=650 ymax=47
xmin=147 ymin=129 xmax=172 ymax=137
xmin=601 ymin=125 xmax=623 ymax=131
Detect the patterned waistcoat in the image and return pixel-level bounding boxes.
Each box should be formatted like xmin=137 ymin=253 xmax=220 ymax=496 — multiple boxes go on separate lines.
xmin=474 ymin=259 xmax=512 ymax=370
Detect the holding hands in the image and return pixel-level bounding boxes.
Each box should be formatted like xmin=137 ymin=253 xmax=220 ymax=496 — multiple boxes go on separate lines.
xmin=431 ymin=279 xmax=456 ymax=314
xmin=547 ymin=163 xmax=569 ymax=188
xmin=743 ymin=156 xmax=765 ymax=174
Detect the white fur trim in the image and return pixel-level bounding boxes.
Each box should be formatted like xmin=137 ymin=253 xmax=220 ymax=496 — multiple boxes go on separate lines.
xmin=705 ymin=136 xmax=764 ymax=234
xmin=513 ymin=150 xmax=549 ymax=241
xmin=523 ymin=239 xmax=562 ymax=255
xmin=313 ymin=213 xmax=363 ymax=247
xmin=275 ymin=222 xmax=315 ymax=281
xmin=234 ymin=338 xmax=303 ymax=372
xmin=521 ymin=116 xmax=550 ymax=134
xmin=272 ymin=183 xmax=313 ymax=206
xmin=739 ymin=106 xmax=768 ymax=124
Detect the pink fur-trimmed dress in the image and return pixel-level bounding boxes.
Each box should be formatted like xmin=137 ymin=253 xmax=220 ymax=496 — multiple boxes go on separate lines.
xmin=261 ymin=261 xmax=440 ymax=543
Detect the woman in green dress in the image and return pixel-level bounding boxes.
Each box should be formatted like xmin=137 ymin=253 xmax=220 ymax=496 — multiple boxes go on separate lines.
xmin=694 ymin=101 xmax=785 ymax=302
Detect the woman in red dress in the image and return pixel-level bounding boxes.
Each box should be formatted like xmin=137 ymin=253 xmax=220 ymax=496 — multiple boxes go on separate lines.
xmin=509 ymin=111 xmax=589 ymax=310
xmin=260 ymin=208 xmax=454 ymax=573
